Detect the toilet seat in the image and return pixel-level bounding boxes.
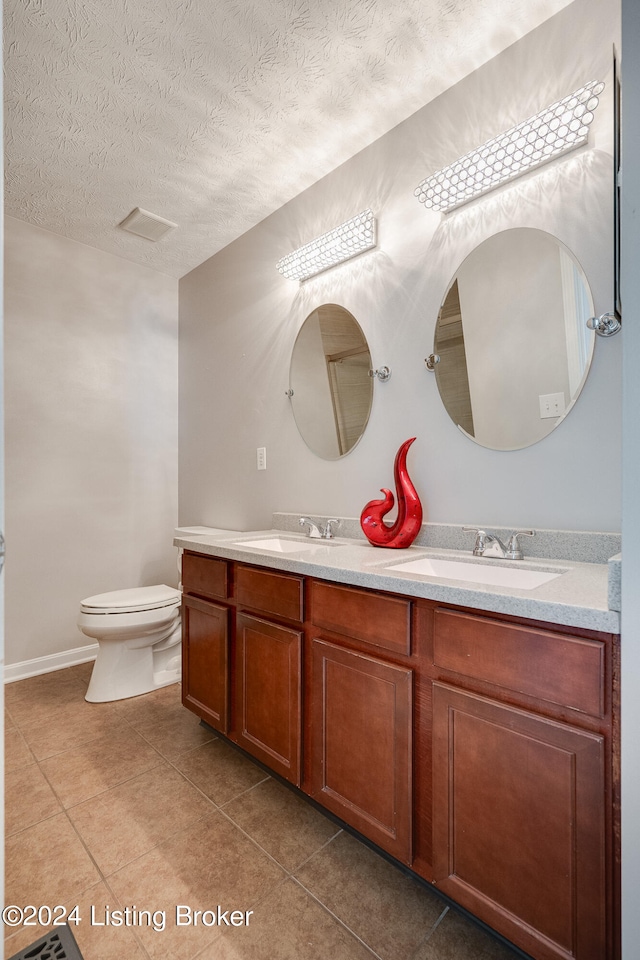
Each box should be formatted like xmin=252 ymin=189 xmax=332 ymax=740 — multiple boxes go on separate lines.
xmin=79 ymin=583 xmax=183 ymax=703
xmin=80 ymin=584 xmax=181 ymax=615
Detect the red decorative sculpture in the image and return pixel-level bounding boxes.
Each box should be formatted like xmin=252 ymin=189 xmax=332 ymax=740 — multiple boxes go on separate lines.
xmin=360 ymin=437 xmax=423 ymax=548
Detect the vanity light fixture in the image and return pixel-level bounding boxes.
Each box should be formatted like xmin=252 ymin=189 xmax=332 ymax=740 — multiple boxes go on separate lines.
xmin=415 ymin=81 xmax=605 ymax=214
xmin=276 ymin=209 xmax=376 ymax=282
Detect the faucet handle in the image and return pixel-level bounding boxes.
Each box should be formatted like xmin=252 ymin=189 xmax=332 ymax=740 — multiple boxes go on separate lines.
xmin=462 ymin=526 xmax=488 ymax=556
xmin=322 ymin=519 xmax=341 ymax=539
xmin=505 ymin=530 xmax=535 ymax=560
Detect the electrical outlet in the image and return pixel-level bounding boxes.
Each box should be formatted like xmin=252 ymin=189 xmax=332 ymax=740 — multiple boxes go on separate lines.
xmin=539 ymin=392 xmax=566 ymax=419
xmin=256 ymin=447 xmax=267 ymax=470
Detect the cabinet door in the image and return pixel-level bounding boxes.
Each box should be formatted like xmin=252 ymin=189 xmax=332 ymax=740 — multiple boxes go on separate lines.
xmin=235 ymin=613 xmax=302 ymax=786
xmin=432 ymin=682 xmax=606 ymax=960
xmin=309 ymin=638 xmax=413 ymax=863
xmin=182 ymin=595 xmax=230 ymax=733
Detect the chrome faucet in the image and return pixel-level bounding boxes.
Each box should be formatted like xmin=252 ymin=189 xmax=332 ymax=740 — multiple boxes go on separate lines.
xmin=463 ymin=527 xmax=535 ymax=560
xmin=299 ymin=517 xmax=341 ymax=540
xmin=299 ymin=517 xmax=322 ymax=538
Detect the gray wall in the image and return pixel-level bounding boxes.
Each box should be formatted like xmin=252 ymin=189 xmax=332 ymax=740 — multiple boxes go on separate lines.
xmin=179 ymin=0 xmax=621 ymax=535
xmin=4 ymin=218 xmax=179 ymax=667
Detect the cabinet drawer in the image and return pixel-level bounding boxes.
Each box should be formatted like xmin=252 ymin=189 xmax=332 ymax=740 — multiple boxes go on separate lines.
xmin=433 ymin=608 xmax=605 ymax=717
xmin=310 ymin=580 xmax=411 ymax=655
xmin=235 ymin=565 xmax=304 ymax=622
xmin=182 ymin=552 xmax=228 ymax=601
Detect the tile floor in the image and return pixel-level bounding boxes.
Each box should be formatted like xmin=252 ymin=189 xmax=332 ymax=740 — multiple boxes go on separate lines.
xmin=4 ymin=664 xmax=523 ymax=960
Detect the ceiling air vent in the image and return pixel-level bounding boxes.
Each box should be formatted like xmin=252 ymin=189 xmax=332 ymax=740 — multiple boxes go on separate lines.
xmin=118 ymin=207 xmax=178 ymax=241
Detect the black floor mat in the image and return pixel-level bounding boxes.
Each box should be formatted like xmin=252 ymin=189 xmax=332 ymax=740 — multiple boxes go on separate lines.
xmin=6 ymin=924 xmax=84 ymax=960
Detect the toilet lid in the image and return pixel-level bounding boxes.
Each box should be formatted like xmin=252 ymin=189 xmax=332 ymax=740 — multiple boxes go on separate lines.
xmin=80 ymin=584 xmax=181 ymax=614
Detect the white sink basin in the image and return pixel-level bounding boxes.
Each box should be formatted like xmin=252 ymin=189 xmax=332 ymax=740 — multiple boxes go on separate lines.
xmin=233 ymin=537 xmax=341 ymax=553
xmin=386 ymin=557 xmax=563 ymax=590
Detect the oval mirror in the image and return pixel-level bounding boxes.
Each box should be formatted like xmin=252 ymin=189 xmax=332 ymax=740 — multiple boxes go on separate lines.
xmin=433 ymin=228 xmax=595 ymax=450
xmin=289 ymin=304 xmax=373 ymax=459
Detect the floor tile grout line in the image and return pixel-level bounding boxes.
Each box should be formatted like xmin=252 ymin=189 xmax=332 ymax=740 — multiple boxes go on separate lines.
xmin=5 ymin=723 xmax=40 ymax=769
xmin=4 ymin=682 xmax=94 ymax=723
xmin=409 ymin=905 xmax=450 ymax=958
xmin=13 ymin=703 xmax=171 ymax=768
xmin=188 ymin=928 xmax=226 ymax=960
xmin=34 ymin=747 xmax=169 ymax=814
xmin=15 ymin=711 xmax=149 ymax=764
xmin=160 ymin=736 xmax=348 ymax=875
xmin=186 ymin=874 xmax=296 ymax=960
xmin=154 ymin=727 xmax=222 ymax=765
xmin=290 ymin=876 xmax=386 ymax=960
xmin=62 ymin=802 xmax=113 ymax=884
xmin=4 ymin=807 xmax=67 ymax=842
xmin=95 ymin=809 xmax=226 ymax=883
xmin=216 ymin=771 xmax=272 ymax=807
xmin=286 ymin=826 xmax=344 ymax=873
xmin=4 ymin=674 xmax=90 ymax=698
xmin=101 ymin=874 xmax=155 ymax=960
xmin=160 ymin=739 xmax=273 ymax=810
xmin=213 ymin=801 xmax=298 ymax=877
xmin=126 ymin=723 xmax=218 ymax=764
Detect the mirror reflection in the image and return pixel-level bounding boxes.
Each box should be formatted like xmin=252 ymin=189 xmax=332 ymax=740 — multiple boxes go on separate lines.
xmin=434 ymin=229 xmax=595 ymax=450
xmin=289 ymin=304 xmax=373 ymax=459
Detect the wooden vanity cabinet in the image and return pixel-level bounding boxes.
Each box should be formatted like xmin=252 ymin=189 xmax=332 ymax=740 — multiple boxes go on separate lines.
xmin=426 ymin=604 xmax=617 ymax=960
xmin=180 ymin=550 xmax=619 ymax=960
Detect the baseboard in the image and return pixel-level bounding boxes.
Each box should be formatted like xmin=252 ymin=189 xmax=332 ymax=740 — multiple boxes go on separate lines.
xmin=4 ymin=644 xmax=98 ymax=684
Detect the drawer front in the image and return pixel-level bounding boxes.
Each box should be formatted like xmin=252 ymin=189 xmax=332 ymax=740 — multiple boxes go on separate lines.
xmin=235 ymin=565 xmax=304 ymax=623
xmin=182 ymin=552 xmax=228 ymax=601
xmin=433 ymin=608 xmax=605 ymax=717
xmin=310 ymin=580 xmax=411 ymax=655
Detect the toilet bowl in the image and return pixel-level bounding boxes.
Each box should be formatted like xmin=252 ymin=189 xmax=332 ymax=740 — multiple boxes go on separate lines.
xmin=78 ymin=584 xmax=182 ymax=703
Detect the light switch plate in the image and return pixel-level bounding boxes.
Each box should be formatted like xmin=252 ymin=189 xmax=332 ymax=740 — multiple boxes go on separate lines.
xmin=539 ymin=392 xmax=566 ymax=419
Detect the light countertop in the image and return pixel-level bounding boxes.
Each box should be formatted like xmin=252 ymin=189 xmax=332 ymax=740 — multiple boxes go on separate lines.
xmin=174 ymin=527 xmax=620 ymax=634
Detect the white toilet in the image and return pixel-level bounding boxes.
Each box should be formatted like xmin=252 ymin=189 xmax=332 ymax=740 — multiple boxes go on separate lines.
xmin=78 ymin=584 xmax=182 ymax=703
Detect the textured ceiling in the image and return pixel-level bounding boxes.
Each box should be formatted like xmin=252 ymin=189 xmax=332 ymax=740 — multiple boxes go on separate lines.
xmin=5 ymin=0 xmax=572 ymax=278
